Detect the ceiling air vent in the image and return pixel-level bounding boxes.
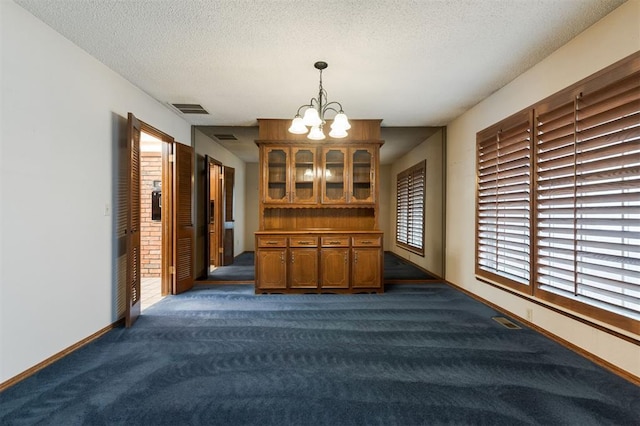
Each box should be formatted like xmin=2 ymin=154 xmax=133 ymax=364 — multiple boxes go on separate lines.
xmin=214 ymin=134 xmax=238 ymax=141
xmin=171 ymin=103 xmax=209 ymax=114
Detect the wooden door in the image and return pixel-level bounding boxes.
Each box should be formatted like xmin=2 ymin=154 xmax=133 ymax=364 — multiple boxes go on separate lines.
xmin=223 ymin=166 xmax=235 ymax=265
xmin=321 ymin=147 xmax=347 ymax=204
xmin=205 ymin=158 xmax=222 ymax=269
xmin=173 ymin=142 xmax=194 ymax=294
xmin=352 ymin=248 xmax=381 ymax=288
xmin=124 ymin=113 xmax=141 ymax=327
xmin=289 ymin=248 xmax=318 ymax=288
xmin=256 ymin=249 xmax=287 ymax=290
xmin=320 ymin=248 xmax=350 ymax=289
xmin=291 ymin=147 xmax=318 ymax=204
xmin=263 ymin=147 xmax=290 ymax=203
xmin=349 ymin=147 xmax=375 ymax=203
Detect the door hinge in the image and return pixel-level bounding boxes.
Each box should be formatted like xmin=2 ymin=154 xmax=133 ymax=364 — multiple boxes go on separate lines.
xmin=169 ymin=266 xmax=176 ymax=274
xmin=169 ymin=154 xmax=175 ymax=163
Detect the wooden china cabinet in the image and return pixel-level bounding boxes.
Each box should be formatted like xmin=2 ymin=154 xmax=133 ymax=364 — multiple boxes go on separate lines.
xmin=255 ymin=118 xmax=384 ymax=294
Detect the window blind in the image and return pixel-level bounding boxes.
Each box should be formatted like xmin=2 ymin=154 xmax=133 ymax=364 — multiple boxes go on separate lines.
xmin=535 ymin=68 xmax=640 ymax=320
xmin=476 ymin=111 xmax=532 ymax=288
xmin=476 ymin=52 xmax=639 ymax=334
xmin=396 ymin=161 xmax=425 ymax=255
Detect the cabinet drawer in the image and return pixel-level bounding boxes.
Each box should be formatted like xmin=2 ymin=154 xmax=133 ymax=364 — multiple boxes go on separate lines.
xmin=321 ymin=236 xmax=350 ymax=247
xmin=257 ymin=236 xmax=287 ymax=248
xmin=352 ymin=236 xmax=381 ymax=247
xmin=290 ymin=236 xmax=318 ymax=247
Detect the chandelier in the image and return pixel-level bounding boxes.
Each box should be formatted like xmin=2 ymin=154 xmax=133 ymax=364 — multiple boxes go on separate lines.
xmin=288 ymin=61 xmax=351 ymax=140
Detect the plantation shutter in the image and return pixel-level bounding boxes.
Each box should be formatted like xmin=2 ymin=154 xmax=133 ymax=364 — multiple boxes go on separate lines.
xmin=396 ymin=161 xmax=425 ymax=255
xmin=396 ymin=173 xmax=409 ymax=245
xmin=535 ymin=68 xmax=640 ymax=319
xmin=476 ymin=110 xmax=532 ymax=288
xmin=125 ymin=113 xmax=142 ymax=327
xmin=173 ymin=142 xmax=195 ymax=294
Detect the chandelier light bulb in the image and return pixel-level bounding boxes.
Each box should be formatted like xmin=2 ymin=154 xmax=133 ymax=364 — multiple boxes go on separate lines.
xmin=329 ymin=127 xmax=348 ymax=139
xmin=332 ymin=112 xmax=351 ymax=130
xmin=307 ymin=125 xmax=326 ymax=140
xmin=288 ymin=116 xmax=308 ymax=134
xmin=302 ymin=108 xmax=322 ymax=127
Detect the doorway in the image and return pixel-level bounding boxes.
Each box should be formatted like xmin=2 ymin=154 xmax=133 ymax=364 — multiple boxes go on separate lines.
xmin=119 ymin=113 xmax=195 ymax=327
xmin=205 ymin=156 xmax=235 ymax=276
xmin=207 ymin=159 xmax=223 ymax=273
xmin=140 ymin=131 xmax=164 ymax=310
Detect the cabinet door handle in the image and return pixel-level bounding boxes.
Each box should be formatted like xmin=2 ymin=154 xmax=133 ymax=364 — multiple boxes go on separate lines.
xmin=344 ymin=253 xmax=348 ymax=264
xmin=297 ymin=241 xmax=311 ymax=245
xmin=360 ymin=240 xmax=372 ymax=244
xmin=354 ymin=253 xmax=358 ymax=263
xmin=291 ymin=252 xmax=295 ymax=263
xmin=328 ymin=241 xmax=341 ymax=245
xmin=266 ymin=241 xmax=279 ymax=245
xmin=280 ymin=252 xmax=284 ymax=264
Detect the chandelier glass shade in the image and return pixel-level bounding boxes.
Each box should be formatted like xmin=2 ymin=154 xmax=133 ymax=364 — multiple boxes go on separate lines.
xmin=288 ymin=61 xmax=351 ymax=140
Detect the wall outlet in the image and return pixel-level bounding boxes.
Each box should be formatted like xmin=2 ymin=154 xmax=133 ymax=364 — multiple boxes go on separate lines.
xmin=526 ymin=308 xmax=533 ymax=321
xmin=104 ymin=203 xmax=111 ymax=216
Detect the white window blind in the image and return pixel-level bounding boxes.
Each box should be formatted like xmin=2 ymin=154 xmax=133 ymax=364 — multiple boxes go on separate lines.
xmin=396 ymin=161 xmax=425 ymax=255
xmin=476 ymin=111 xmax=532 ymax=288
xmin=535 ymin=68 xmax=640 ymax=320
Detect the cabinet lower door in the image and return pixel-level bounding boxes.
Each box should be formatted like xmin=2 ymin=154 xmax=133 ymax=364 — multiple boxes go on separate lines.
xmin=289 ymin=248 xmax=318 ymax=289
xmin=320 ymin=248 xmax=350 ymax=288
xmin=256 ymin=249 xmax=287 ymax=290
xmin=352 ymin=248 xmax=381 ymax=288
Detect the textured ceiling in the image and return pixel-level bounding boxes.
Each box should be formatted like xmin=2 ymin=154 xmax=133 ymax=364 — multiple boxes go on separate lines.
xmin=14 ymin=0 xmax=626 ymax=162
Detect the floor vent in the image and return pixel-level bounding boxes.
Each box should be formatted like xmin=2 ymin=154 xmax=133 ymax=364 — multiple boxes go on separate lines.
xmin=492 ymin=316 xmax=521 ymax=329
xmin=214 ymin=134 xmax=238 ymax=141
xmin=171 ymin=103 xmax=209 ymax=114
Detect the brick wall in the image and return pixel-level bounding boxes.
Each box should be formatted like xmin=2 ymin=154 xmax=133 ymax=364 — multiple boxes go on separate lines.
xmin=140 ymin=152 xmax=162 ymax=277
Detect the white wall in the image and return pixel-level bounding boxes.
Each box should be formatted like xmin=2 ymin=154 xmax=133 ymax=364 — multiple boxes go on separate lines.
xmin=244 ymin=163 xmax=260 ymax=251
xmin=445 ymin=0 xmax=640 ymax=377
xmin=378 ymin=164 xmax=391 ymax=250
xmin=389 ymin=129 xmax=445 ymax=276
xmin=0 ymin=1 xmax=192 ymax=383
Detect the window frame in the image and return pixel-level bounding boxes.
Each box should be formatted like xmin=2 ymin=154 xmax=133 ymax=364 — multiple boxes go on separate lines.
xmin=475 ymin=109 xmax=533 ymax=293
xmin=396 ymin=160 xmax=426 ymax=256
xmin=475 ymin=51 xmax=640 ymax=336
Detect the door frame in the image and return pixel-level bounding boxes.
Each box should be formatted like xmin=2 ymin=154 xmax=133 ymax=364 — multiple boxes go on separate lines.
xmin=205 ymin=156 xmax=224 ymax=270
xmin=139 ymin=121 xmax=174 ymax=298
xmin=122 ymin=114 xmax=195 ymax=327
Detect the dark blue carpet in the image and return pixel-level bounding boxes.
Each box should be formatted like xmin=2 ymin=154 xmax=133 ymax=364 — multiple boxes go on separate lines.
xmin=205 ymin=251 xmax=435 ymax=282
xmin=384 ymin=252 xmax=437 ymax=280
xmin=206 ymin=252 xmax=255 ymax=281
xmin=2 ymin=284 xmax=639 ymax=425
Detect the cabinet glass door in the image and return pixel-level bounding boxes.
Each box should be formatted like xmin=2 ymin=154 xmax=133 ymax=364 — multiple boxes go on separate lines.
xmin=265 ymin=148 xmax=288 ymax=203
xmin=350 ymin=148 xmax=374 ymax=203
xmin=322 ymin=148 xmax=346 ymax=203
xmin=292 ymin=148 xmax=317 ymax=204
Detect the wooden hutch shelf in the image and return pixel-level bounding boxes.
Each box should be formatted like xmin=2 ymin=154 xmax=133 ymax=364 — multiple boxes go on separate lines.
xmin=255 ymin=119 xmax=384 ymax=294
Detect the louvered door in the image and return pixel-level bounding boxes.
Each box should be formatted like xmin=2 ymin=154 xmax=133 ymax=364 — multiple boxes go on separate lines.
xmin=173 ymin=142 xmax=194 ymax=294
xmin=125 ymin=113 xmax=142 ymax=327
